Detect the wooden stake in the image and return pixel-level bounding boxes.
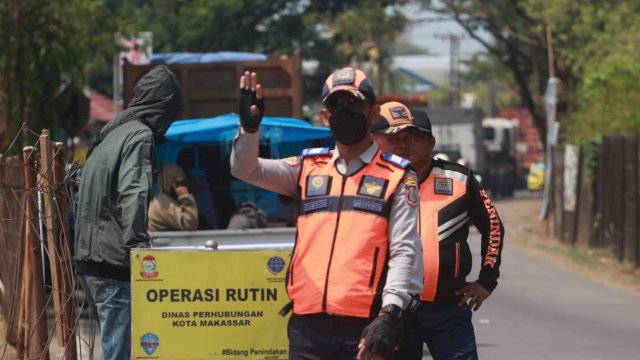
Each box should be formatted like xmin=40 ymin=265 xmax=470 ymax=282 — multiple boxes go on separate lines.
xmin=23 ymin=146 xmax=51 ymax=359
xmin=53 ymin=142 xmax=77 ymax=360
xmin=16 ymin=236 xmax=26 ymax=358
xmin=39 ymin=130 xmax=65 ymax=347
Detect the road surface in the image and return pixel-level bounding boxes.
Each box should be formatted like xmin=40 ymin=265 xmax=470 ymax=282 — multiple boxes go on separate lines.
xmin=422 ymin=197 xmax=640 ymax=359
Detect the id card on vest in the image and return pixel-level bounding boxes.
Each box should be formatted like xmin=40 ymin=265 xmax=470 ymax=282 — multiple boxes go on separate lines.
xmin=434 ymin=177 xmax=453 ymax=195
xmin=357 ymin=176 xmax=388 ymax=198
xmin=306 ymin=175 xmax=331 ymax=197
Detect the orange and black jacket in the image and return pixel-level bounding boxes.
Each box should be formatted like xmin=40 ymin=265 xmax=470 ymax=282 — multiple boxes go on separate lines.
xmin=419 ymin=159 xmax=504 ymax=304
xmin=287 ymin=148 xmax=410 ymax=318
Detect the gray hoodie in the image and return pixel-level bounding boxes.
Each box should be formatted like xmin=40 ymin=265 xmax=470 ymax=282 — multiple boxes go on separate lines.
xmin=75 ymin=65 xmax=183 ymax=280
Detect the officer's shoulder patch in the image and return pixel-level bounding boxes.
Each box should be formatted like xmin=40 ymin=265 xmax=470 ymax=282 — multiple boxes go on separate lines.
xmin=403 ymin=173 xmax=419 ymax=207
xmin=281 ymin=156 xmax=302 ymax=166
xmin=403 ymin=173 xmax=418 ymax=187
xmin=381 ymin=153 xmax=411 ymax=169
xmin=302 ymin=147 xmax=331 ymax=157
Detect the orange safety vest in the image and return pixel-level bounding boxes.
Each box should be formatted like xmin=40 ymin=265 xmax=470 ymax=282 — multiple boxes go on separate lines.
xmin=418 ymin=165 xmax=470 ymax=302
xmin=288 ymin=148 xmax=409 ymax=318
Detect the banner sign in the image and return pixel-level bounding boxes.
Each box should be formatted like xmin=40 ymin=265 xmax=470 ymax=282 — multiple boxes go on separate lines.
xmin=131 ymin=249 xmax=291 ymax=359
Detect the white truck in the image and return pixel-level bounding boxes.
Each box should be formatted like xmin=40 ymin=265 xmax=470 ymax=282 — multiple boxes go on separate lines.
xmin=415 ymin=107 xmax=517 ymax=197
xmin=482 ymin=117 xmax=518 ymax=197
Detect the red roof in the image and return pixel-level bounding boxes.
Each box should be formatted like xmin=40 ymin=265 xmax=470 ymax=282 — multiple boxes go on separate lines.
xmin=90 ymin=91 xmax=120 ymax=123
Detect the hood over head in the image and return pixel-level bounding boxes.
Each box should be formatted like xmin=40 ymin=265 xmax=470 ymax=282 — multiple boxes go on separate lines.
xmin=159 ymin=162 xmax=186 ymax=194
xmin=100 ymin=65 xmax=184 ymax=143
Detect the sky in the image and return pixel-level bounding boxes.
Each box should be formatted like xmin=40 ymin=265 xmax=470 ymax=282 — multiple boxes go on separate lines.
xmin=401 ymin=5 xmax=492 ymax=58
xmin=392 ymin=5 xmax=494 ymax=85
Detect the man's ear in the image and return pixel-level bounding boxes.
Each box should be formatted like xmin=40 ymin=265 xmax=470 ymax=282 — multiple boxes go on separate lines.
xmin=320 ymin=108 xmax=331 ymax=127
xmin=368 ymin=104 xmax=381 ymax=125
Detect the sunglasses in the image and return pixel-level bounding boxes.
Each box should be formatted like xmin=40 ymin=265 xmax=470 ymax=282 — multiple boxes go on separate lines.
xmin=173 ymin=177 xmax=188 ymax=187
xmin=384 ymin=129 xmax=431 ymax=144
xmin=325 ymin=96 xmax=365 ymax=114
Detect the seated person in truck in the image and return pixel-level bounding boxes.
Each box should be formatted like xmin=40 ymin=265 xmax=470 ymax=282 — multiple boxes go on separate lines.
xmin=226 ymin=201 xmax=268 ymax=230
xmin=148 ymin=162 xmax=199 ymax=231
xmin=178 ymin=148 xmax=219 ymax=229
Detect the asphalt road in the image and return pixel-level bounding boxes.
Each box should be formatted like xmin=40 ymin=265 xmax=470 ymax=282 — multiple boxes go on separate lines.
xmin=420 ymin=220 xmax=640 ymax=359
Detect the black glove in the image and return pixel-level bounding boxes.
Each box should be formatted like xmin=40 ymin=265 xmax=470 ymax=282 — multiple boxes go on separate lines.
xmin=360 ymin=312 xmax=403 ymax=358
xmin=238 ymin=87 xmax=264 ymax=133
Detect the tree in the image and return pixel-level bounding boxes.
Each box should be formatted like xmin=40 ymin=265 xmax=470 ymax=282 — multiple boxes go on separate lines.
xmin=430 ymin=0 xmax=640 ymax=143
xmin=92 ymin=0 xmax=416 ymax=103
xmin=430 ymin=0 xmax=559 ymax=143
xmin=540 ymin=0 xmax=640 ymax=142
xmin=0 ymin=0 xmax=115 ymax=150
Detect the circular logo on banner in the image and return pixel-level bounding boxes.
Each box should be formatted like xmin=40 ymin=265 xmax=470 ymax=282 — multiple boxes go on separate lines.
xmin=140 ymin=255 xmax=159 ymax=279
xmin=267 ymin=256 xmax=286 ymax=275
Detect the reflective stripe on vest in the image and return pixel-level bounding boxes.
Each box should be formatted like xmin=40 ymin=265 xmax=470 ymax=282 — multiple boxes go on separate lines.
xmin=419 ymin=167 xmax=468 ymax=301
xmin=289 ymin=151 xmax=406 ymax=318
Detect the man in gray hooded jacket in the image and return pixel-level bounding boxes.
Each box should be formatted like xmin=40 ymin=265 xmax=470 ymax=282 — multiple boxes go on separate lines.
xmin=75 ymin=65 xmax=183 ymax=360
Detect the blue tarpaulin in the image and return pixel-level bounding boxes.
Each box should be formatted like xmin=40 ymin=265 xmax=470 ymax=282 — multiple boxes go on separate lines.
xmin=160 ymin=114 xmax=333 ymax=219
xmin=165 ymin=113 xmax=333 ymax=159
xmin=165 ymin=114 xmax=330 ymax=143
xmin=151 ymin=52 xmax=267 ymax=64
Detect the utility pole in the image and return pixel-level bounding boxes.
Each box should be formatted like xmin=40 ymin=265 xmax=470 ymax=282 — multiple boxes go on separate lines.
xmin=435 ymin=33 xmax=464 ymax=107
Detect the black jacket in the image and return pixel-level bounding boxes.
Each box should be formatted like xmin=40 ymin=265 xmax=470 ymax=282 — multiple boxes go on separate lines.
xmin=75 ymin=65 xmax=183 ymax=280
xmin=420 ymin=159 xmax=505 ymax=304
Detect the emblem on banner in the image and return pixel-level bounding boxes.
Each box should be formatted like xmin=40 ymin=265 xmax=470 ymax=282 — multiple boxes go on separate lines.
xmin=140 ymin=332 xmax=159 ymax=355
xmin=140 ymin=255 xmax=159 ymax=279
xmin=267 ymin=256 xmax=286 ymax=275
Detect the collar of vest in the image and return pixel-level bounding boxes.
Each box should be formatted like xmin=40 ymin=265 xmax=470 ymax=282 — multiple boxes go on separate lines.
xmin=380 ymin=153 xmax=411 ymax=169
xmin=302 ymin=147 xmax=332 ymax=157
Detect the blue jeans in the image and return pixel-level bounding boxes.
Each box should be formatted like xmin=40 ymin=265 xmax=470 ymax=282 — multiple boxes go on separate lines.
xmin=394 ymin=303 xmax=478 ymax=360
xmin=80 ymin=275 xmax=131 ymax=360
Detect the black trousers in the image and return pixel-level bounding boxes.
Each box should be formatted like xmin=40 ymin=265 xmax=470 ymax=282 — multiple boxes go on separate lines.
xmin=288 ymin=313 xmax=371 ymax=360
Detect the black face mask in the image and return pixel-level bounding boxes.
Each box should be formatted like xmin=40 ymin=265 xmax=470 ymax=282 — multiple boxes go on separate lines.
xmin=329 ymin=109 xmax=369 ymax=145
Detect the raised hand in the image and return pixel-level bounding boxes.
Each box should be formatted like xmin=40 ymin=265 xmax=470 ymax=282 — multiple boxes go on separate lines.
xmin=238 ymin=71 xmax=264 ymax=132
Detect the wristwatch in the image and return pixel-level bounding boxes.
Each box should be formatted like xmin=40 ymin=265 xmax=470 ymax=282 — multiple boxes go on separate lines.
xmin=380 ymin=304 xmax=402 ymax=320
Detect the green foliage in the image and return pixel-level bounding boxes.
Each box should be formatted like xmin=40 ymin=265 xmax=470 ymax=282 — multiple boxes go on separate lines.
xmin=393 ymin=40 xmax=430 ymax=56
xmin=432 ymin=0 xmax=556 ymax=142
xmin=525 ymin=0 xmax=640 ymax=143
xmin=0 ymin=0 xmax=425 ymax=148
xmin=567 ymin=58 xmax=640 ymax=142
xmin=425 ymin=86 xmax=450 ymax=108
xmin=106 ymin=0 xmax=414 ymax=103
xmin=459 ymin=53 xmax=520 ymax=113
xmin=0 ymin=0 xmax=115 ymax=151
xmin=433 ymin=0 xmax=640 ymax=144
